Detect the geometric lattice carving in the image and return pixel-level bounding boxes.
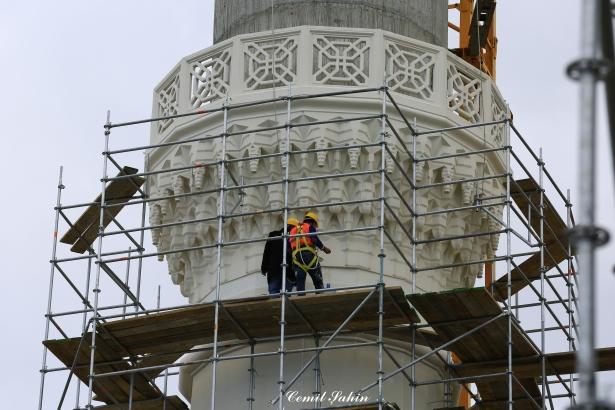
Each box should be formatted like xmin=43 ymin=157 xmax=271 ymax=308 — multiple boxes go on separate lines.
xmin=490 ymin=91 xmax=507 ymax=146
xmin=157 ymin=73 xmax=180 ymax=133
xmin=447 ymin=62 xmax=482 ymax=123
xmin=244 ymin=37 xmax=298 ymax=90
xmin=385 ymin=41 xmax=435 ymax=99
xmin=190 ymin=48 xmax=231 ymax=109
xmin=313 ymin=36 xmax=369 ymax=86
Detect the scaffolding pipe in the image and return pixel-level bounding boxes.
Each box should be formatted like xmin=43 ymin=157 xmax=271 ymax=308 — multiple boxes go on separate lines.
xmin=277 ymin=85 xmax=292 ymax=410
xmin=539 ymin=148 xmax=547 ymax=409
xmin=377 ymin=85 xmax=387 ymax=409
xmin=37 ymin=166 xmax=63 ymax=410
xmin=411 ymin=117 xmax=418 ymax=410
xmin=571 ymin=1 xmax=603 ymax=406
xmin=506 ymin=111 xmax=514 ymax=410
xmin=209 ymin=102 xmax=229 ymax=410
xmin=86 ymin=111 xmax=111 ymax=410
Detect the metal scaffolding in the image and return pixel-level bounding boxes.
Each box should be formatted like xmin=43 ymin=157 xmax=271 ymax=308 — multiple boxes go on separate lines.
xmin=37 ymin=86 xmax=583 ymax=410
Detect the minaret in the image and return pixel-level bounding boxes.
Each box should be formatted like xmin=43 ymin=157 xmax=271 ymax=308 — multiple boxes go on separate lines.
xmin=147 ymin=0 xmax=506 ymax=407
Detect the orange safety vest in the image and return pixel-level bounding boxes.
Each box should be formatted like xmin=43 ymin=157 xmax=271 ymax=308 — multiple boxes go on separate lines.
xmin=289 ymin=223 xmax=319 ymax=271
xmin=290 ymin=223 xmax=314 ymax=250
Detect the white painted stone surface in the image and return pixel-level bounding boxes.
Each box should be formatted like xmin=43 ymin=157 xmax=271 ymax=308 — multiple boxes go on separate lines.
xmin=148 ymin=26 xmax=507 ymax=408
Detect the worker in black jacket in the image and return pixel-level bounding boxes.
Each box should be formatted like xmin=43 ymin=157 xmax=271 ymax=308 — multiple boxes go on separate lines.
xmin=261 ymin=217 xmax=299 ymax=295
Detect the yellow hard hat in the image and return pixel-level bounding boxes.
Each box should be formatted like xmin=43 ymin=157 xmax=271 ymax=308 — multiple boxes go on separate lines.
xmin=304 ymin=211 xmax=319 ymax=225
xmin=286 ymin=217 xmax=299 ymax=227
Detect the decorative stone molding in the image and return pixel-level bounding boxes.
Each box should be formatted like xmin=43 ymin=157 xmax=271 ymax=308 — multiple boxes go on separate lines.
xmin=244 ymin=36 xmax=298 ymax=90
xmin=147 ymin=112 xmax=505 ymax=302
xmin=385 ymin=39 xmax=436 ymax=100
xmin=313 ymin=35 xmax=370 ymax=86
xmin=189 ymin=47 xmax=232 ymax=109
xmin=156 ymin=71 xmax=180 ymax=133
xmin=152 ymin=27 xmax=504 ymax=144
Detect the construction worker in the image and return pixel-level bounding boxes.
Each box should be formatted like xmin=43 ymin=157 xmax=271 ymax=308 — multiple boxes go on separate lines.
xmin=261 ymin=217 xmax=299 ymax=295
xmin=289 ymin=211 xmax=331 ymax=293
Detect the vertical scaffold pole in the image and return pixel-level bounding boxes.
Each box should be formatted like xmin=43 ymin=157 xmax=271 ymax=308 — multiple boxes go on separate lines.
xmin=572 ymin=0 xmax=601 ymax=406
xmin=566 ymin=189 xmax=575 ymax=407
xmin=411 ymin=117 xmax=418 ymax=410
xmin=505 ymin=111 xmax=513 ymax=410
xmin=278 ymin=83 xmax=292 ymax=410
xmin=87 ymin=111 xmax=112 ymax=410
xmin=76 ymin=254 xmax=93 ymax=408
xmin=163 ymin=368 xmax=169 ymax=410
xmin=247 ymin=343 xmax=256 ymax=410
xmin=210 ymin=101 xmax=229 ymax=410
xmin=135 ymin=153 xmax=150 ymax=314
xmin=38 ymin=166 xmax=64 ymax=410
xmin=377 ymin=85 xmax=388 ymax=409
xmin=313 ymin=336 xmax=322 ymax=409
xmin=122 ymin=248 xmax=132 ymax=319
xmin=539 ymin=148 xmax=546 ymax=408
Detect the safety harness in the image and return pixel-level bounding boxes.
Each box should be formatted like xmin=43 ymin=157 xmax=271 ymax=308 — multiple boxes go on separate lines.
xmin=291 ymin=223 xmax=319 ymax=273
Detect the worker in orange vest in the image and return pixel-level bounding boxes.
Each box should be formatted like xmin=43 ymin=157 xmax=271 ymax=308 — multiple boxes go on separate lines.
xmin=289 ymin=211 xmax=331 ymax=293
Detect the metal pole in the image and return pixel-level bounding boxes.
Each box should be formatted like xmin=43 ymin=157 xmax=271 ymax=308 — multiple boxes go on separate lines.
xmin=122 ymin=247 xmax=132 ymax=319
xmin=247 ymin=343 xmax=256 ymax=410
xmin=567 ymin=189 xmax=575 ymax=407
xmin=128 ymin=373 xmax=135 ymax=410
xmin=163 ymin=368 xmax=169 ymax=410
xmin=411 ymin=117 xmax=418 ymax=410
xmin=86 ymin=111 xmax=111 ymax=410
xmin=76 ymin=253 xmax=94 ymax=408
xmin=505 ymin=114 xmax=513 ymax=410
xmin=376 ymin=84 xmax=388 ymax=410
xmin=445 ymin=352 xmax=453 ymax=407
xmin=278 ymin=83 xmax=292 ymax=410
xmin=539 ymin=148 xmax=546 ymax=408
xmin=38 ymin=166 xmax=64 ymax=410
xmin=210 ymin=101 xmax=229 ymax=410
xmin=135 ymin=153 xmax=149 ymax=314
xmin=570 ymin=0 xmax=602 ymax=406
xmin=313 ymin=336 xmax=322 ymax=409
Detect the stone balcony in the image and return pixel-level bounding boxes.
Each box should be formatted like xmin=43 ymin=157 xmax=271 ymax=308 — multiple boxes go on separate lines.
xmin=151 ymin=26 xmax=506 ymax=147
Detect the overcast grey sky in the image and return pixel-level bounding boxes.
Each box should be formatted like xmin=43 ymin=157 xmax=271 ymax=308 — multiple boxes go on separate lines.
xmin=1 ymin=1 xmax=614 ymax=408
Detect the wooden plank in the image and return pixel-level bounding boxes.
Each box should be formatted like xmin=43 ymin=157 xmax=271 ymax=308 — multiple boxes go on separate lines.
xmin=44 ymin=334 xmax=162 ymax=404
xmin=407 ymin=288 xmax=542 ymax=407
xmin=510 ymin=178 xmax=569 ymax=247
xmin=408 ymin=288 xmax=535 ymax=362
xmin=60 ymin=166 xmax=144 ymax=254
xmin=492 ymin=241 xmax=569 ymax=302
xmin=101 ymin=288 xmax=416 ymax=356
xmin=453 ymin=347 xmax=615 ymax=380
xmin=94 ymin=396 xmax=188 ymax=410
xmin=44 ymin=288 xmax=416 ymax=405
xmin=488 ymin=178 xmax=573 ymax=301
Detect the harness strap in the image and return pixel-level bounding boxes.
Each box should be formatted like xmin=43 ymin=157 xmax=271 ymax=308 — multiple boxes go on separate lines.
xmin=291 ymin=225 xmax=318 ymax=272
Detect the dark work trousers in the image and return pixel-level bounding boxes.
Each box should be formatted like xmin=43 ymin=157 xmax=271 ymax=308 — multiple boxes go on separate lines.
xmin=268 ymin=273 xmax=295 ymax=295
xmin=293 ymin=250 xmax=324 ymax=293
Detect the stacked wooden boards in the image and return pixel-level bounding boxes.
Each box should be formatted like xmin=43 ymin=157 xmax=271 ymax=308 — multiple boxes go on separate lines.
xmin=60 ymin=166 xmax=144 ymax=254
xmin=493 ymin=178 xmax=572 ymax=301
xmin=44 ymin=287 xmax=417 ymax=408
xmin=452 ymin=347 xmax=615 ymax=380
xmin=93 ymin=396 xmax=188 ymax=410
xmin=408 ymin=287 xmax=542 ymax=409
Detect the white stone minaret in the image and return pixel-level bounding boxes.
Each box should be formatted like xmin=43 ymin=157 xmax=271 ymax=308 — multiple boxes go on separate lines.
xmin=147 ymin=1 xmax=506 ymax=407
